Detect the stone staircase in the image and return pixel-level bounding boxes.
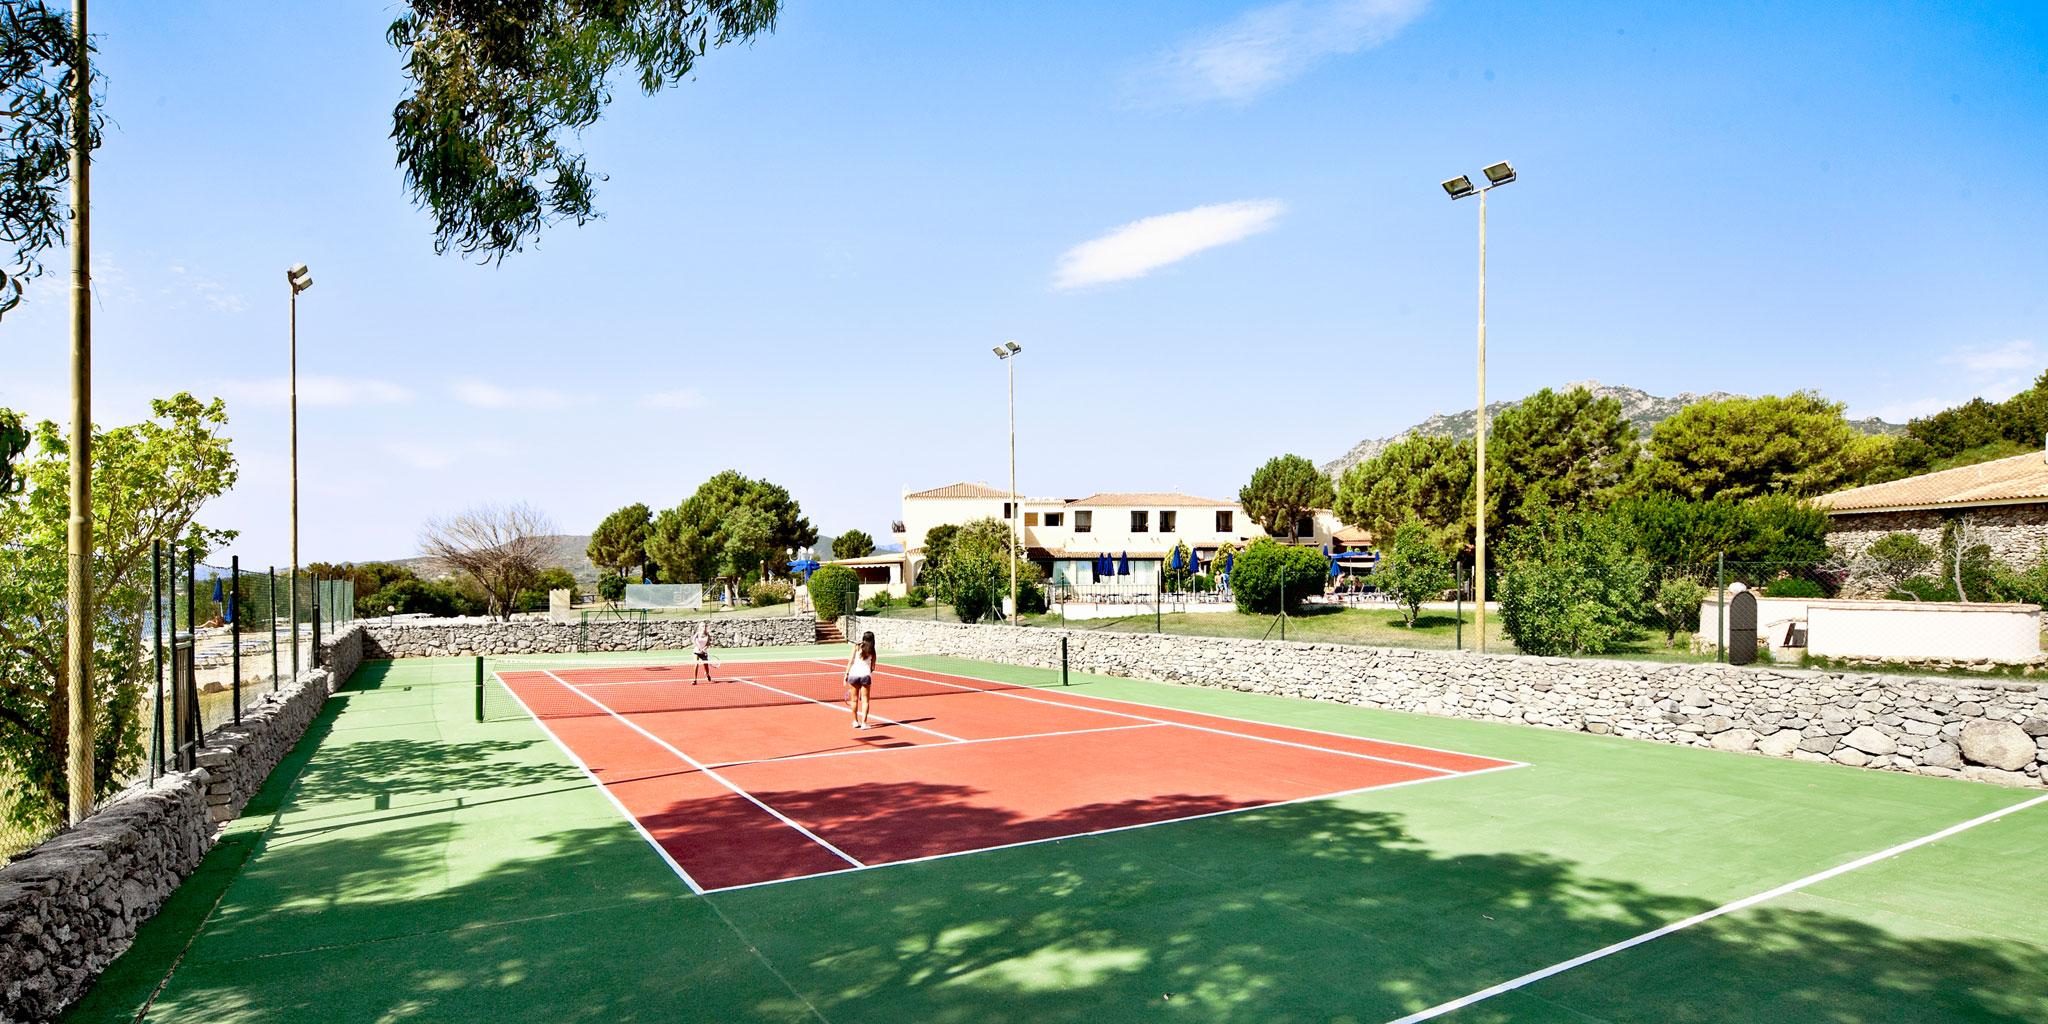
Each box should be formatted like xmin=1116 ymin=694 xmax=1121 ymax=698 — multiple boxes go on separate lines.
xmin=815 ymin=619 xmax=845 ymax=644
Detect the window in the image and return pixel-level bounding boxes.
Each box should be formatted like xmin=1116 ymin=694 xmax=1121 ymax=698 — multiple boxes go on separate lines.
xmin=1074 ymin=511 xmax=1092 ymax=533
xmin=1159 ymin=511 xmax=1177 ymax=532
xmin=1216 ymin=510 xmax=1233 ymax=532
xmin=1044 ymin=512 xmax=1064 ymax=527
xmin=1002 ymin=502 xmax=1013 ymax=519
xmin=1131 ymin=511 xmax=1150 ymax=533
xmin=1024 ymin=512 xmax=1039 ymax=527
xmin=1294 ymin=515 xmax=1314 ymax=539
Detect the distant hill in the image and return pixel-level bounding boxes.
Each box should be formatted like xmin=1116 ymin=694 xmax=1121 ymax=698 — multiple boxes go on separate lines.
xmin=387 ymin=534 xmax=598 ymax=587
xmin=1321 ymin=380 xmax=1905 ymax=475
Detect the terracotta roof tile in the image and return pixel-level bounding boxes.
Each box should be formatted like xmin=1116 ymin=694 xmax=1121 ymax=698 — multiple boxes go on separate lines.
xmin=1063 ymin=492 xmax=1235 ymax=507
xmin=1815 ymin=451 xmax=2048 ymax=513
xmin=904 ymin=482 xmax=1010 ymax=499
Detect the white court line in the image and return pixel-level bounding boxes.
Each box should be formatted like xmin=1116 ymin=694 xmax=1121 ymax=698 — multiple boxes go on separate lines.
xmin=871 ymin=659 xmax=1524 ymax=768
xmin=702 ymin=722 xmax=1166 ymax=770
xmin=725 ymin=674 xmax=967 ymax=743
xmin=706 ymin=761 xmax=1528 ymax=895
xmin=811 ymin=660 xmax=1473 ymax=776
xmin=1384 ymin=791 xmax=2048 ymax=1024
xmin=489 ymin=672 xmax=708 ymax=896
xmin=542 ymin=670 xmax=866 ymax=870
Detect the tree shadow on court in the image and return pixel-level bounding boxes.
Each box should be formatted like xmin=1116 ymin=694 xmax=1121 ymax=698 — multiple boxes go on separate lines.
xmin=712 ymin=798 xmax=2048 ymax=1024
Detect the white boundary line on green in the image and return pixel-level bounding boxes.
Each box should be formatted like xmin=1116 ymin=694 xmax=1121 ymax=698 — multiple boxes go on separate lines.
xmin=1384 ymin=791 xmax=2048 ymax=1023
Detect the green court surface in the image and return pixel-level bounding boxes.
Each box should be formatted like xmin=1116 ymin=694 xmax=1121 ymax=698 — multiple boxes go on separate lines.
xmin=65 ymin=646 xmax=2048 ymax=1023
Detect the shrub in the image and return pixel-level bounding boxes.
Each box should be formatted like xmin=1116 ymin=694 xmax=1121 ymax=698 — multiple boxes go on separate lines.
xmin=905 ymin=585 xmax=929 ymax=607
xmin=514 ymin=567 xmax=579 ymax=612
xmin=807 ymin=564 xmax=860 ymax=621
xmin=1760 ymin=576 xmax=1824 ymax=598
xmin=860 ymin=591 xmax=896 ymax=612
xmin=1497 ymin=509 xmax=1650 ymax=656
xmin=748 ymin=579 xmax=793 ymax=607
xmin=1652 ymin=577 xmax=1708 ymax=641
xmin=596 ymin=570 xmax=627 ymax=603
xmin=1230 ymin=538 xmax=1330 ymax=615
xmin=1375 ymin=522 xmax=1455 ymax=627
xmin=1864 ymin=533 xmax=1936 ymax=596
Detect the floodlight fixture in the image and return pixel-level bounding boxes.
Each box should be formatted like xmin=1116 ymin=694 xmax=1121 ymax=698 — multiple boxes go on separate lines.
xmin=287 ymin=264 xmax=313 ymax=293
xmin=992 ymin=346 xmax=1008 ymax=358
xmin=1004 ymin=340 xmax=1022 ymax=354
xmin=1442 ymin=176 xmax=1476 ymax=200
xmin=1483 ymin=161 xmax=1516 ymax=185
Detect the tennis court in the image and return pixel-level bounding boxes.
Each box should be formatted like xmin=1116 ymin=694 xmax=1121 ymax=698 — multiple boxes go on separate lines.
xmin=66 ymin=645 xmax=2048 ymax=1023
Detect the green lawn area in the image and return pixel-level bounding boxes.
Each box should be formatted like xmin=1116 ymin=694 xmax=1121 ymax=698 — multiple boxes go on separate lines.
xmin=62 ymin=646 xmax=2048 ymax=1023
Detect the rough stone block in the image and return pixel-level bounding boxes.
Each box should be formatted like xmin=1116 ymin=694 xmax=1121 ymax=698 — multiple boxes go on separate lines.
xmin=1960 ymin=720 xmax=2036 ymax=771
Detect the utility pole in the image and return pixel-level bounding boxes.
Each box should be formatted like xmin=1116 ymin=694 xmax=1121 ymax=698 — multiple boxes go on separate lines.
xmin=64 ymin=0 xmax=94 ymax=824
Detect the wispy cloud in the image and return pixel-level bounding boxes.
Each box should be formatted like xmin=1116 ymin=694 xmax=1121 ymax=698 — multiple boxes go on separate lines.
xmin=641 ymin=388 xmax=705 ymax=410
xmin=452 ymin=378 xmax=574 ymax=409
xmin=377 ymin=439 xmax=513 ymax=471
xmin=165 ymin=262 xmax=248 ymax=314
xmin=1123 ymin=0 xmax=1429 ymax=108
xmin=213 ymin=375 xmax=415 ymax=407
xmin=1942 ymin=339 xmax=2037 ymax=376
xmin=1053 ymin=200 xmax=1285 ymax=290
xmin=1857 ymin=340 xmax=2038 ymax=422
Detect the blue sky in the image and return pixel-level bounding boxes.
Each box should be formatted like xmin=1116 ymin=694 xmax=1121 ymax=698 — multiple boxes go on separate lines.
xmin=2 ymin=1 xmax=2044 ymax=565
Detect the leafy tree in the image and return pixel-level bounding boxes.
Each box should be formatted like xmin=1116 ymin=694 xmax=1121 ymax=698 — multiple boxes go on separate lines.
xmin=0 ymin=409 xmax=27 ymax=492
xmin=0 ymin=1 xmax=101 ymax=321
xmin=644 ymin=470 xmax=817 ymax=585
xmin=807 ymin=564 xmax=859 ymax=621
xmin=1635 ymin=392 xmax=1884 ymax=500
xmin=368 ymin=577 xmax=486 ymax=617
xmin=1611 ymin=493 xmax=1829 ymax=569
xmin=1497 ymin=509 xmax=1650 ymax=656
xmin=1334 ymin=435 xmax=1473 ymax=544
xmin=1375 ymin=523 xmax=1454 ymax=627
xmin=387 ymin=0 xmax=781 ymax=259
xmin=919 ymin=524 xmax=961 ymax=595
xmin=514 ymin=567 xmax=579 ymax=612
xmin=832 ymin=529 xmax=876 ymax=559
xmin=1239 ymin=454 xmax=1334 ymax=539
xmin=1863 ymin=532 xmax=1935 ymax=597
xmin=587 ymin=503 xmax=652 ymax=576
xmin=307 ymin=561 xmax=422 ymax=618
xmin=1485 ymin=387 xmax=1638 ymax=529
xmin=1229 ymin=537 xmax=1329 ymax=615
xmin=596 ymin=570 xmax=627 ymax=603
xmin=1652 ymin=577 xmax=1708 ymax=642
xmin=0 ymin=394 xmax=236 ymax=829
xmin=931 ymin=517 xmax=1035 ymax=622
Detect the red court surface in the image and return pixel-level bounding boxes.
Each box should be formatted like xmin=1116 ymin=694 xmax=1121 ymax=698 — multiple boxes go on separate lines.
xmin=494 ymin=659 xmax=1522 ymax=892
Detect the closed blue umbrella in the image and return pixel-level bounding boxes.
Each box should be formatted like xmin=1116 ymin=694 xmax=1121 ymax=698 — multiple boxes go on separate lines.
xmin=1223 ymin=551 xmax=1233 ymax=582
xmin=1329 ymin=553 xmax=1341 ymax=579
xmin=1169 ymin=546 xmax=1183 ymax=571
xmin=1118 ymin=551 xmax=1130 ymax=576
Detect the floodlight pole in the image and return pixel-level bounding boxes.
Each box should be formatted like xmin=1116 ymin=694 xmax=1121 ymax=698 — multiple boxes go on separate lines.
xmin=289 ymin=279 xmax=299 ymax=678
xmin=1475 ymin=186 xmax=1489 ymax=654
xmin=64 ymin=0 xmax=95 ymax=825
xmin=1007 ymin=351 xmax=1019 ymax=626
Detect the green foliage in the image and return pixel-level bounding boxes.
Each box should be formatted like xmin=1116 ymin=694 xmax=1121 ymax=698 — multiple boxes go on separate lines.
xmin=387 ymin=0 xmax=780 ymax=259
xmin=1652 ymin=577 xmax=1708 ymax=641
xmin=0 ymin=409 xmax=27 ymax=493
xmin=369 ymin=577 xmax=485 ymax=618
xmin=596 ymin=570 xmax=627 ymax=603
xmin=747 ymin=579 xmax=792 ymax=606
xmin=905 ymin=585 xmax=929 ymax=608
xmin=1239 ymin=454 xmax=1334 ymax=538
xmin=1497 ymin=510 xmax=1650 ymax=657
xmin=1485 ymin=387 xmax=1639 ymax=530
xmin=1611 ymin=493 xmax=1829 ymax=568
xmin=859 ymin=590 xmax=895 ymax=612
xmin=587 ymin=503 xmax=652 ymax=575
xmin=920 ymin=524 xmax=960 ymax=598
xmin=0 ymin=394 xmax=236 ymax=828
xmin=1229 ymin=538 xmax=1330 ymax=615
xmin=931 ymin=517 xmax=1035 ymax=623
xmin=1334 ymin=435 xmax=1473 ymax=543
xmin=1636 ymin=392 xmax=1884 ymax=500
xmin=645 ymin=470 xmax=817 ymax=585
xmin=1864 ymin=533 xmax=1936 ymax=596
xmin=1761 ymin=576 xmax=1825 ymax=598
xmin=1375 ymin=523 xmax=1455 ymax=626
xmin=1983 ymin=548 xmax=2048 ymax=607
xmin=807 ymin=564 xmax=859 ymax=621
xmin=0 ymin=1 xmax=102 ymax=320
xmin=514 ymin=567 xmax=579 ymax=612
xmin=307 ymin=561 xmax=422 ymax=618
xmin=1892 ymin=373 xmax=2048 ymax=475
xmin=832 ymin=529 xmax=876 ymax=559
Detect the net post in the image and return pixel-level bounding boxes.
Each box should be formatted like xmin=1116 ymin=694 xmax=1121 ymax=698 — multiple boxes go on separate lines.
xmin=474 ymin=655 xmax=485 ymax=722
xmin=231 ymin=555 xmax=241 ymax=724
xmin=1061 ymin=635 xmax=1069 ymax=686
xmin=1716 ymin=552 xmax=1727 ymax=664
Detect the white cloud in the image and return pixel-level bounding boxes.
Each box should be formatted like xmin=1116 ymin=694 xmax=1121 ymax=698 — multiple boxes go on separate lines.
xmin=376 ymin=439 xmax=513 ymax=471
xmin=1053 ymin=200 xmax=1285 ymax=290
xmin=1853 ymin=340 xmax=2039 ymax=422
xmin=452 ymin=378 xmax=573 ymax=409
xmin=1942 ymin=340 xmax=2037 ymax=376
xmin=212 ymin=375 xmax=414 ymax=407
xmin=641 ymin=388 xmax=705 ymax=410
xmin=1123 ymin=0 xmax=1429 ymax=107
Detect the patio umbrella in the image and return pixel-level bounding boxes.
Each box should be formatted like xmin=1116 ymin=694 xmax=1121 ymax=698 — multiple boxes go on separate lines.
xmin=1169 ymin=546 xmax=1183 ymax=571
xmin=1223 ymin=551 xmax=1233 ymax=582
xmin=1117 ymin=551 xmax=1130 ymax=576
xmin=1329 ymin=553 xmax=1341 ymax=579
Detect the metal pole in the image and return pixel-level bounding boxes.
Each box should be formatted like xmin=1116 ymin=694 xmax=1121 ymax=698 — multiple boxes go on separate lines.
xmin=1007 ymin=352 xmax=1018 ymax=626
xmin=187 ymin=546 xmax=202 ymax=751
xmin=63 ymin=0 xmax=94 ymax=825
xmin=168 ymin=545 xmax=181 ymax=769
xmin=268 ymin=566 xmax=279 ymax=690
xmin=1155 ymin=566 xmax=1161 ymax=634
xmin=1474 ymin=186 xmax=1489 ymax=656
xmin=474 ymin=655 xmax=484 ymax=722
xmin=231 ymin=556 xmax=241 ymax=724
xmin=1280 ymin=575 xmax=1286 ymax=642
xmin=289 ymin=283 xmax=301 ymax=679
xmin=1716 ymin=552 xmax=1726 ymax=664
xmin=1061 ymin=635 xmax=1069 ymax=686
xmin=151 ymin=541 xmax=163 ymax=782
xmin=311 ymin=574 xmax=322 ymax=668
xmin=1456 ymin=561 xmax=1464 ymax=650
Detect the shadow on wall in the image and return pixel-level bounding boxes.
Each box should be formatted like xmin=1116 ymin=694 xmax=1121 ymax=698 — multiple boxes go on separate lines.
xmin=72 ymin=780 xmax=2048 ymax=1023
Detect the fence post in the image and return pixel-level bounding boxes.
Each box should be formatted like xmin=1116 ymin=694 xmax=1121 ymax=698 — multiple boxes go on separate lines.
xmin=1279 ymin=575 xmax=1287 ymax=642
xmin=1061 ymin=634 xmax=1069 ymax=686
xmin=1456 ymin=562 xmax=1464 ymax=651
xmin=1155 ymin=568 xmax=1162 ymax=634
xmin=1716 ymin=552 xmax=1727 ymax=664
xmin=187 ymin=545 xmax=202 ymax=752
xmin=168 ymin=544 xmax=182 ymax=769
xmin=151 ymin=540 xmax=164 ymax=782
xmin=310 ymin=574 xmax=322 ymax=669
xmin=231 ymin=556 xmax=241 ymax=725
xmin=268 ymin=566 xmax=279 ymax=691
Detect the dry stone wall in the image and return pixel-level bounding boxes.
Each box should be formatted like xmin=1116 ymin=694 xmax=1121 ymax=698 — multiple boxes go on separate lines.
xmin=1829 ymin=505 xmax=2048 ymax=597
xmin=853 ymin=617 xmax=2048 ymax=789
xmin=0 ymin=625 xmax=364 ymax=1024
xmin=360 ymin=616 xmax=815 ymax=659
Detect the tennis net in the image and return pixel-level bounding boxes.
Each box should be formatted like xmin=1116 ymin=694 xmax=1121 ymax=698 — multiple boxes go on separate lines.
xmin=474 ymin=655 xmax=1017 ymax=723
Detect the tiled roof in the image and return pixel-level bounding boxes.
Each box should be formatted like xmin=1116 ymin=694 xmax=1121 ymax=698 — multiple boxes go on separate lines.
xmin=1333 ymin=526 xmax=1375 ymax=543
xmin=1064 ymin=492 xmax=1236 ymax=507
xmin=1814 ymin=451 xmax=2048 ymax=513
xmin=904 ymin=482 xmax=1009 ymax=499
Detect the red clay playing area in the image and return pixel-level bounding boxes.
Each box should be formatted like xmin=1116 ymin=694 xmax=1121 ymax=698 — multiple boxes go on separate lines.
xmin=495 ymin=659 xmax=1522 ymax=892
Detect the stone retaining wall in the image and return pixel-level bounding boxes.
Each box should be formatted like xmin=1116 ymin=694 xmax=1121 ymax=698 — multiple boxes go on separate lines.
xmin=854 ymin=617 xmax=2048 ymax=788
xmin=0 ymin=625 xmax=365 ymax=1024
xmin=360 ymin=616 xmax=816 ymax=659
xmin=1829 ymin=505 xmax=2048 ymax=597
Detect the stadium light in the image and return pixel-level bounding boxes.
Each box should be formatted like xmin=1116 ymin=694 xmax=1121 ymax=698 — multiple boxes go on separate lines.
xmin=286 ymin=263 xmax=313 ymax=676
xmin=1441 ymin=162 xmax=1517 ymax=653
xmin=992 ymin=342 xmax=1022 ymax=624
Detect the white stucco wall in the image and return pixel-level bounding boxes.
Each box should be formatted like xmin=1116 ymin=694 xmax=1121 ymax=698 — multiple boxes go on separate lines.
xmin=1700 ymin=597 xmax=2042 ymax=664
